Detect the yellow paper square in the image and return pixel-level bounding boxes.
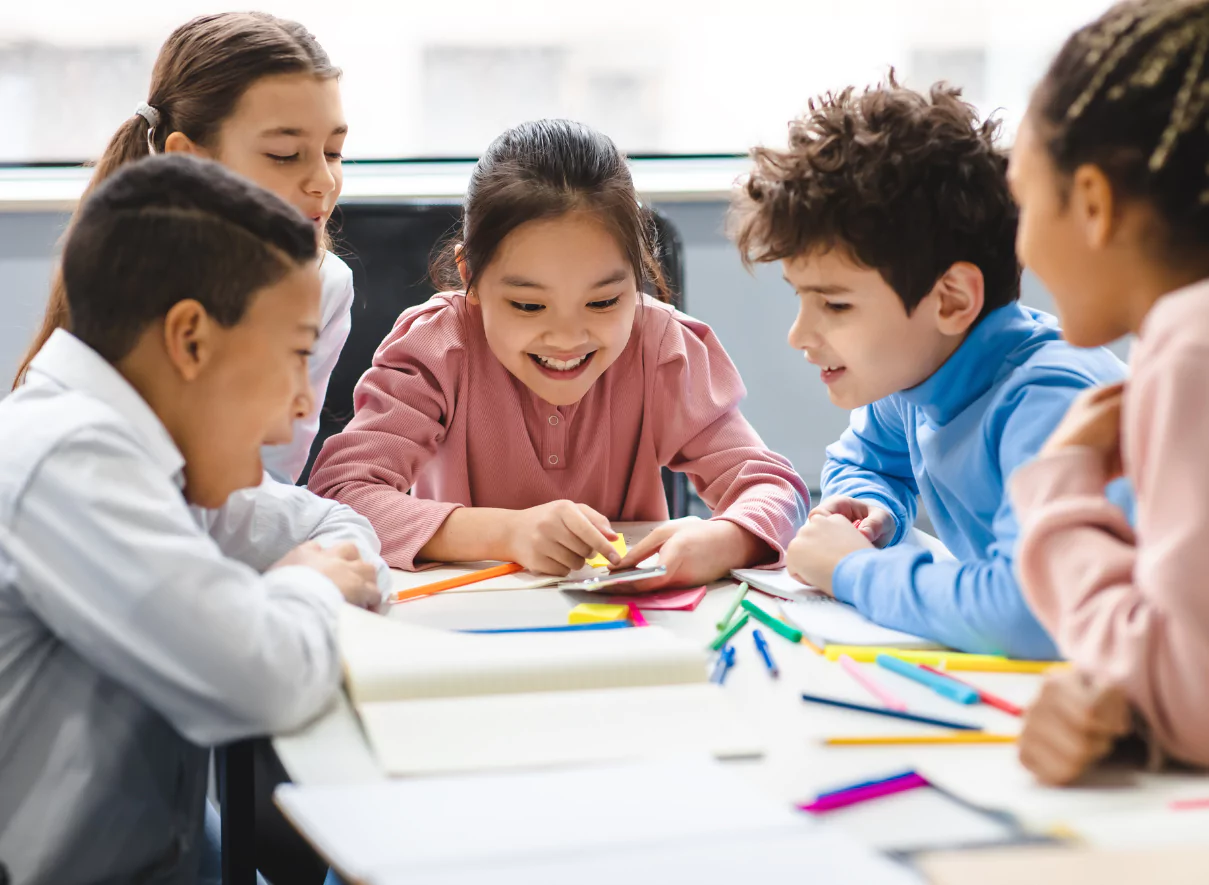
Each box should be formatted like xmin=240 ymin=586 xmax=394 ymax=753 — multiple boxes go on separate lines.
xmin=568 ymin=603 xmax=631 ymax=624
xmin=585 ymin=533 xmax=627 ymax=568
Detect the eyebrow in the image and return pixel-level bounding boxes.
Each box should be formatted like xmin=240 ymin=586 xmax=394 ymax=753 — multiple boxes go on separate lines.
xmin=260 ymin=124 xmax=349 ymax=138
xmin=297 ymin=322 xmax=321 ymax=340
xmin=499 ymin=270 xmax=630 ymax=290
xmin=782 ymin=276 xmax=852 ymax=296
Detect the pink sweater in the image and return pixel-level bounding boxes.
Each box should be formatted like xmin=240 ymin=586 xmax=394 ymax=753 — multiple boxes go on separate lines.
xmin=1010 ymin=279 xmax=1209 ymax=768
xmin=309 ymin=293 xmax=809 ymax=570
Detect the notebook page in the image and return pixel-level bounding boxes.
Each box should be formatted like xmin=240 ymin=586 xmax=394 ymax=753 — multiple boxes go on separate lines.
xmin=339 ymin=605 xmax=707 ymax=705
xmin=779 ymin=599 xmax=942 ymax=649
xmin=358 ymin=683 xmax=762 ymax=775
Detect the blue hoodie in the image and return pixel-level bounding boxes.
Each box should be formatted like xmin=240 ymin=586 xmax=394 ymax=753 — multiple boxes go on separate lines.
xmin=823 ymin=303 xmax=1131 ymax=660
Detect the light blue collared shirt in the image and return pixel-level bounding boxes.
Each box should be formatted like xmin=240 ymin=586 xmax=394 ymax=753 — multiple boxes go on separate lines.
xmin=0 ymin=330 xmax=388 ymax=885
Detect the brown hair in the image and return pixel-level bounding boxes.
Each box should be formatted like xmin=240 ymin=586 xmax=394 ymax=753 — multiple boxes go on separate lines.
xmin=430 ymin=119 xmax=669 ymax=302
xmin=13 ymin=11 xmax=338 ymax=388
xmin=64 ymin=154 xmax=318 ymax=363
xmin=729 ymin=73 xmax=1021 ymax=320
xmin=1031 ymin=0 xmax=1209 ymax=263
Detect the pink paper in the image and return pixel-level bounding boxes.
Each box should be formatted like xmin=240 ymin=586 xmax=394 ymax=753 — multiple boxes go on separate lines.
xmin=606 ymin=585 xmax=708 ymax=611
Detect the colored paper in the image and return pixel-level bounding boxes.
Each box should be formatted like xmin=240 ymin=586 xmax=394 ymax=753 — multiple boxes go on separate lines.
xmin=607 ymin=585 xmax=708 ymax=611
xmin=586 ymin=534 xmax=627 ymax=568
xmin=568 ymin=603 xmax=630 ymax=624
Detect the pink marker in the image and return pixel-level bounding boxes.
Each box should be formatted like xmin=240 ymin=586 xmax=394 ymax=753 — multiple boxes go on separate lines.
xmin=798 ymin=772 xmax=928 ymax=813
xmin=1170 ymin=797 xmax=1209 ymax=811
xmin=838 ymin=654 xmax=908 ymax=711
xmin=627 ymin=604 xmax=649 ymax=627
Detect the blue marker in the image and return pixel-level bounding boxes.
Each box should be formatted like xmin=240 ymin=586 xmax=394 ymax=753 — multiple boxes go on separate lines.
xmin=876 ymin=654 xmax=979 ymax=704
xmin=752 ymin=628 xmax=779 ymax=679
xmin=711 ymin=645 xmax=736 ymax=684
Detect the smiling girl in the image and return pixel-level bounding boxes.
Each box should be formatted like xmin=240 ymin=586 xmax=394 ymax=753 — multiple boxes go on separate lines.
xmin=308 ymin=119 xmax=809 ymax=587
xmin=14 ymin=12 xmax=352 ymax=485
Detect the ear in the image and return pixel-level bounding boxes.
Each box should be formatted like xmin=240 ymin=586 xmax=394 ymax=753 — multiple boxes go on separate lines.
xmin=160 ymin=300 xmax=215 ymax=381
xmin=163 ymin=131 xmax=209 ymax=157
xmin=1070 ymin=163 xmax=1116 ymax=250
xmin=931 ymin=261 xmax=985 ymax=336
xmin=455 ymin=243 xmax=477 ymax=304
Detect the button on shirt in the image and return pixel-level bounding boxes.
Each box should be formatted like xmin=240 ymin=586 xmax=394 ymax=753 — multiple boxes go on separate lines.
xmin=0 ymin=330 xmax=389 ymax=885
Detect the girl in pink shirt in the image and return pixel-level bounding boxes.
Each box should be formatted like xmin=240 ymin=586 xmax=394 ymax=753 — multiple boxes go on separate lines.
xmin=309 ymin=119 xmax=809 ymax=587
xmin=1006 ymin=0 xmax=1209 ymax=782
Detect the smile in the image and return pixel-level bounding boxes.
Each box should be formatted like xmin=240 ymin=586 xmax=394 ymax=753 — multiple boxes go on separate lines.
xmin=528 ymin=351 xmax=597 ymax=379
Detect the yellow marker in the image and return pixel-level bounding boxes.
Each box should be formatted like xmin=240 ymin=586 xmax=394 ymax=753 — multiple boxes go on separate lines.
xmin=568 ymin=603 xmax=630 ymax=625
xmin=824 ymin=733 xmax=1018 ymax=746
xmin=586 ymin=534 xmax=627 ymax=568
xmin=822 ymin=646 xmax=1064 ymax=674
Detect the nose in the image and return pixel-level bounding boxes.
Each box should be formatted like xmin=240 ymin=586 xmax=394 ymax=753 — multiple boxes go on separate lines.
xmin=542 ymin=310 xmax=593 ymax=351
xmin=787 ymin=301 xmax=822 ymax=351
xmin=293 ymin=370 xmax=317 ymax=422
xmin=303 ymin=152 xmax=337 ymax=198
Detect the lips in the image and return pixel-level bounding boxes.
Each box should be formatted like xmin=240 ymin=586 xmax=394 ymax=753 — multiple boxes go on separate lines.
xmin=528 ymin=351 xmax=597 ymax=380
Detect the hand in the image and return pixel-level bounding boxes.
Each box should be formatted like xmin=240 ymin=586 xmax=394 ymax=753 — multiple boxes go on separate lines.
xmin=1040 ymin=383 xmax=1125 ymax=480
xmin=1018 ymin=670 xmax=1132 ymax=786
xmin=810 ymin=496 xmax=896 ymax=547
xmin=785 ymin=513 xmax=874 ymax=595
xmin=273 ymin=541 xmax=382 ymax=609
xmin=505 ymin=500 xmax=621 ymax=575
xmin=614 ymin=518 xmax=772 ymax=592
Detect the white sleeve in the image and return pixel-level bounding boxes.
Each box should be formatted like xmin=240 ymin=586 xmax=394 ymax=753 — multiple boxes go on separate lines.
xmin=199 ymin=472 xmax=391 ymax=597
xmin=261 ymin=254 xmax=355 ymax=483
xmin=9 ymin=431 xmax=344 ymax=745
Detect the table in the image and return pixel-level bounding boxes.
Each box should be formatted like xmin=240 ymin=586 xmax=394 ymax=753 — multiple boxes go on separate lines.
xmin=272 ymin=527 xmax=1209 ymax=857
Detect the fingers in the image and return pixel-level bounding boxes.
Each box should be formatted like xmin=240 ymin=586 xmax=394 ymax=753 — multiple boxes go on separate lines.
xmin=328 ymin=542 xmax=362 ymax=561
xmin=615 ymin=524 xmax=677 ymax=569
xmin=578 ymin=505 xmax=620 ymax=541
xmin=810 ymin=496 xmax=864 ymax=522
xmin=564 ymin=506 xmax=620 ymax=567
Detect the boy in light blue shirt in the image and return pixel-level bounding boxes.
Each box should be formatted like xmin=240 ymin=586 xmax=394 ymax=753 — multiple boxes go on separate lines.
xmin=729 ymin=77 xmax=1129 ymax=659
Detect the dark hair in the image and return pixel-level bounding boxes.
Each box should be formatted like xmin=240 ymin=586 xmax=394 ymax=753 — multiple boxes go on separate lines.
xmin=729 ymin=73 xmax=1021 ymax=319
xmin=14 ymin=11 xmax=338 ymax=388
xmin=63 ymin=154 xmax=318 ymax=363
xmin=431 ymin=119 xmax=669 ymax=302
xmin=1031 ymin=0 xmax=1209 ymax=262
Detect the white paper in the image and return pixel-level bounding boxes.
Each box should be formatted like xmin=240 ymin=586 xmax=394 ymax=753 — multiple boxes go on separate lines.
xmin=779 ymin=598 xmax=942 ymax=649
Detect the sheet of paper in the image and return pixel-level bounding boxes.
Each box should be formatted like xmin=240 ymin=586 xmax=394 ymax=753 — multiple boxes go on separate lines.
xmin=274 ymin=756 xmax=917 ymax=885
xmin=779 ymin=598 xmax=942 ymax=649
xmin=819 ymin=785 xmax=1016 ymax=853
xmin=918 ymin=846 xmax=1209 ymax=885
xmin=358 ymin=683 xmax=760 ymax=776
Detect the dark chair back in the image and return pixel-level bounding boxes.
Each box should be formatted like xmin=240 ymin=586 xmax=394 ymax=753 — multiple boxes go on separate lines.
xmin=302 ymin=203 xmax=689 ymax=517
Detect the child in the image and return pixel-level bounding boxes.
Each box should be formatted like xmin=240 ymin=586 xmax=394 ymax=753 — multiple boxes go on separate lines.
xmin=0 ymin=154 xmax=387 ymax=884
xmin=1009 ymin=0 xmax=1209 ymax=780
xmin=13 ymin=11 xmax=353 ymax=484
xmin=308 ymin=119 xmax=809 ymax=588
xmin=729 ymin=76 xmax=1129 ymax=659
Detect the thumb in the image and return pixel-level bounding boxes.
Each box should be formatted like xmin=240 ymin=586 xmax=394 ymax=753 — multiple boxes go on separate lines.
xmin=859 ymin=508 xmax=895 ymax=544
xmin=615 ymin=525 xmax=675 ymax=569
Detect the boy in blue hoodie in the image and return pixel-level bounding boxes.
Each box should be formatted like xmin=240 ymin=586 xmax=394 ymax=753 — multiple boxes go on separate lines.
xmin=729 ymin=76 xmax=1129 ymax=659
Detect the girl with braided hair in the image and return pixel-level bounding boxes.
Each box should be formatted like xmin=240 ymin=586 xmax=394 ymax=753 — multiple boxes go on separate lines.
xmin=1008 ymin=0 xmax=1209 ymax=784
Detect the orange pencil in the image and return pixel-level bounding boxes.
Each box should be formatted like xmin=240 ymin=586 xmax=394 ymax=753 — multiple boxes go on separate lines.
xmin=390 ymin=562 xmax=524 ymax=603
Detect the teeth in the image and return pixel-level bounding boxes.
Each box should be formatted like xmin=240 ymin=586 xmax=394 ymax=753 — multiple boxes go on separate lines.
xmin=535 ymin=354 xmax=587 ymax=371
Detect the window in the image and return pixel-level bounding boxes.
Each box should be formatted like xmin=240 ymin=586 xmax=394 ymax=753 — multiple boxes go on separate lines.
xmin=0 ymin=0 xmax=1116 ymax=163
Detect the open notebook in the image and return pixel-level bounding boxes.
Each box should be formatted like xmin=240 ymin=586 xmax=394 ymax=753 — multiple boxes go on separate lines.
xmin=340 ymin=606 xmax=762 ymax=775
xmin=275 ymin=757 xmax=920 ymax=885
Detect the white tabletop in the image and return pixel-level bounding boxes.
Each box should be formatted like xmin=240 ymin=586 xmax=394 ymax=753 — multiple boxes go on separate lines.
xmin=273 ymin=526 xmax=1209 ymax=850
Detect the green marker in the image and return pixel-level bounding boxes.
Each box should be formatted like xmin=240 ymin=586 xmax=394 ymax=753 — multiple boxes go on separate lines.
xmin=708 ymin=613 xmax=750 ymax=652
xmin=741 ymin=599 xmax=803 ymax=643
xmin=715 ymin=582 xmax=749 ymax=631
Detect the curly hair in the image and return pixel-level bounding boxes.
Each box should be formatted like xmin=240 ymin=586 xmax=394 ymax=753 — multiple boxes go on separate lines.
xmin=1032 ymin=0 xmax=1209 ymax=264
xmin=729 ymin=73 xmax=1020 ymax=319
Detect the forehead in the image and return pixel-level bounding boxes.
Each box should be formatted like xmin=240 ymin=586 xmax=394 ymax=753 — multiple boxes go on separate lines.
xmin=226 ymin=73 xmax=345 ymax=135
xmin=488 ymin=212 xmax=632 ymax=276
xmin=783 ymin=248 xmax=873 ymax=284
xmin=242 ymin=261 xmax=323 ymax=328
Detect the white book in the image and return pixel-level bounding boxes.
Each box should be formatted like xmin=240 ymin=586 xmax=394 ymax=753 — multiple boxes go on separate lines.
xmin=274 ymin=757 xmax=921 ymax=885
xmin=339 ymin=606 xmax=761 ymax=775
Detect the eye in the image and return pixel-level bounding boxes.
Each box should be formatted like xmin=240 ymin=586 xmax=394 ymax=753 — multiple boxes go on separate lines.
xmin=824 ymin=302 xmax=852 ymax=313
xmin=326 ymin=152 xmax=344 ymax=161
xmin=296 ymin=349 xmax=315 ymax=359
xmin=587 ymin=296 xmax=622 ymax=310
xmin=509 ymin=301 xmax=544 ymax=313
xmin=267 ymin=153 xmax=299 ymax=164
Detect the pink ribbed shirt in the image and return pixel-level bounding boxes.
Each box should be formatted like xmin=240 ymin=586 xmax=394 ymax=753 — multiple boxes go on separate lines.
xmin=1011 ymin=278 xmax=1209 ymax=767
xmin=309 ymin=293 xmax=809 ymax=570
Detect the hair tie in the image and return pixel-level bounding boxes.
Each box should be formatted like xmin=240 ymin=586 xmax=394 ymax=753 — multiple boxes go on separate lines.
xmin=135 ymin=102 xmax=161 ymax=154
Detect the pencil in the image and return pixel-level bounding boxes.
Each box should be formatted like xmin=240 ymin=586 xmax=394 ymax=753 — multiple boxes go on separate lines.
xmin=800 ymin=693 xmax=982 ymax=730
xmin=919 ymin=665 xmax=1024 ymax=717
xmin=716 ymin=582 xmax=749 ymax=631
xmin=824 ymin=733 xmax=1018 ymax=746
xmin=390 ymin=562 xmax=524 ymax=603
xmin=823 ymin=646 xmax=1065 ymax=673
xmin=709 ymin=613 xmax=750 ymax=651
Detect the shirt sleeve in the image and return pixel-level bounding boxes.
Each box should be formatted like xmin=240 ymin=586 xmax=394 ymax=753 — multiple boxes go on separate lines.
xmin=307 ymin=299 xmax=465 ymax=570
xmin=831 ymin=381 xmax=1091 ymax=660
xmin=821 ymin=400 xmax=919 ymax=545
xmin=261 ymin=255 xmax=356 ymax=484
xmin=197 ymin=472 xmax=391 ymax=599
xmin=1011 ymin=350 xmax=1209 ymax=766
xmin=9 ymin=431 xmax=344 ymax=746
xmin=652 ymin=311 xmax=810 ymax=564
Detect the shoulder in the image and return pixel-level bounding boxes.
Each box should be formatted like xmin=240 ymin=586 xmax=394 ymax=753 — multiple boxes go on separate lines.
xmin=1137 ymin=281 xmax=1209 ymax=364
xmin=318 ymin=251 xmax=355 ymax=325
xmin=372 ymin=292 xmax=472 ymax=371
xmin=640 ymin=296 xmax=726 ymax=365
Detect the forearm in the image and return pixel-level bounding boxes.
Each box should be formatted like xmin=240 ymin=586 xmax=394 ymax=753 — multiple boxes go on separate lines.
xmin=418 ymin=507 xmax=517 ymax=564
